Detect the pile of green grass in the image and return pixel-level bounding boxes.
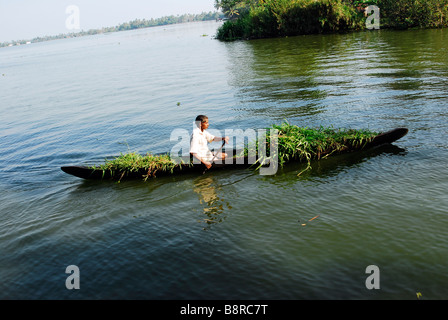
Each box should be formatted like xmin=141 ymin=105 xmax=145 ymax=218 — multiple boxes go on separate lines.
xmin=253 ymin=122 xmax=378 ymax=175
xmin=92 ymin=122 xmax=378 ymax=179
xmin=92 ymin=152 xmax=181 ymax=181
xmin=275 ymin=122 xmax=377 ymax=162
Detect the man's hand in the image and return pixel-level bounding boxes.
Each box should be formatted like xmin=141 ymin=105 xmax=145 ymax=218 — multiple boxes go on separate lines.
xmin=204 ymin=161 xmax=212 ymax=169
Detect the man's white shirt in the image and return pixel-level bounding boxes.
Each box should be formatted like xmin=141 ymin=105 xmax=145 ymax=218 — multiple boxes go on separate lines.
xmin=190 ymin=127 xmax=215 ymax=161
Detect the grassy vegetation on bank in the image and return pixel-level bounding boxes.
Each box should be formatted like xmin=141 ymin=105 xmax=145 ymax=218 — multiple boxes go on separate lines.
xmin=215 ymin=0 xmax=448 ymax=41
xmin=92 ymin=123 xmax=378 ymax=180
xmin=379 ymin=0 xmax=448 ymax=29
xmin=217 ymin=0 xmax=363 ymax=40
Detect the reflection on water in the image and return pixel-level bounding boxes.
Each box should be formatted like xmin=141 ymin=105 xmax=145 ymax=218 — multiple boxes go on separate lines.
xmin=224 ymin=29 xmax=448 ymax=125
xmin=299 ymin=144 xmax=407 ymax=179
xmin=263 ymin=143 xmax=408 ymax=188
xmin=193 ymin=176 xmax=232 ymax=227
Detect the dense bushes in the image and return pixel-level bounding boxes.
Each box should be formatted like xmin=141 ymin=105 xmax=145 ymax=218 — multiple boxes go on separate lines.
xmin=217 ymin=0 xmax=365 ymax=40
xmin=216 ymin=0 xmax=448 ymax=41
xmin=378 ymin=0 xmax=448 ymax=29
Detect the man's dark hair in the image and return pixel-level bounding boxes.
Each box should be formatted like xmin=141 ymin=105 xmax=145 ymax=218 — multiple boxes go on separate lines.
xmin=195 ymin=115 xmax=208 ymax=128
xmin=195 ymin=115 xmax=208 ymax=123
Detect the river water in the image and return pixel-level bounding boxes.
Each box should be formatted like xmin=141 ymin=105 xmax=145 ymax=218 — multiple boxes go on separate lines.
xmin=1 ymin=21 xmax=447 ymax=300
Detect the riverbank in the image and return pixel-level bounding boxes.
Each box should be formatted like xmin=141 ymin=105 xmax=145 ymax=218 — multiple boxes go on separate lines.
xmin=216 ymin=0 xmax=448 ymax=41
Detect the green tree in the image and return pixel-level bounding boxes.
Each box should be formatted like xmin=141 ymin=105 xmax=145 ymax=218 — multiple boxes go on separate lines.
xmin=215 ymin=0 xmax=256 ymax=18
xmin=378 ymin=0 xmax=448 ymax=28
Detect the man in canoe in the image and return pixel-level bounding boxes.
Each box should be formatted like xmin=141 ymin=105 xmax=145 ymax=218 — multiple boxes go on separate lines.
xmin=190 ymin=115 xmax=229 ymax=169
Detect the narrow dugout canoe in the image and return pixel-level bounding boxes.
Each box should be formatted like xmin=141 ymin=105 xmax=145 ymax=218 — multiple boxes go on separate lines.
xmin=61 ymin=127 xmax=408 ymax=181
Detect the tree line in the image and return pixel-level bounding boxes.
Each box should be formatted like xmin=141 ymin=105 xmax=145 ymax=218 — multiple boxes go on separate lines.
xmin=1 ymin=11 xmax=224 ymax=48
xmin=214 ymin=0 xmax=448 ymax=41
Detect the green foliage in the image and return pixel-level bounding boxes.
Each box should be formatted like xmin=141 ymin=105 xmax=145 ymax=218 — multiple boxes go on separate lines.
xmin=216 ymin=0 xmax=364 ymax=40
xmin=214 ymin=0 xmax=256 ymax=19
xmin=216 ymin=14 xmax=254 ymax=40
xmin=216 ymin=0 xmax=448 ymax=40
xmin=352 ymin=0 xmax=379 ymax=6
xmin=238 ymin=122 xmax=378 ymax=175
xmin=267 ymin=122 xmax=378 ymax=174
xmin=93 ymin=152 xmax=181 ymax=181
xmin=378 ymin=0 xmax=448 ymax=29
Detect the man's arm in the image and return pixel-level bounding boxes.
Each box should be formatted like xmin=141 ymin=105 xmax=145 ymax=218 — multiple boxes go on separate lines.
xmin=213 ymin=136 xmax=229 ymax=144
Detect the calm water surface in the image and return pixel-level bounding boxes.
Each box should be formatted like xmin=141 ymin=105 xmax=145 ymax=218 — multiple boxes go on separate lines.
xmin=1 ymin=21 xmax=447 ymax=299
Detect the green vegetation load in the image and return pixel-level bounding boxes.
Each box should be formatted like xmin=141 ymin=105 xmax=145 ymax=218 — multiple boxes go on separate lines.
xmin=92 ymin=122 xmax=378 ymax=179
xmin=266 ymin=122 xmax=378 ymax=174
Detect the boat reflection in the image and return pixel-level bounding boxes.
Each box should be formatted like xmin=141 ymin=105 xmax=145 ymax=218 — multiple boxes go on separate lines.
xmin=192 ymin=175 xmax=232 ymax=227
xmin=271 ymin=143 xmax=408 ymax=184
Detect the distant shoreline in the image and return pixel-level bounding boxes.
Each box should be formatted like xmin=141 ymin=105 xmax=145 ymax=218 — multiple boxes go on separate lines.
xmin=0 ymin=11 xmax=224 ymax=48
